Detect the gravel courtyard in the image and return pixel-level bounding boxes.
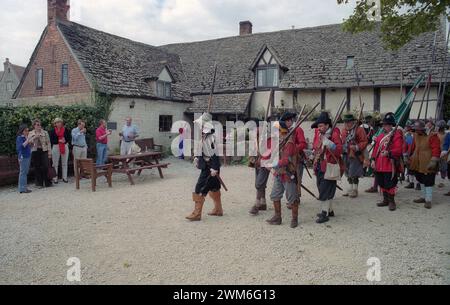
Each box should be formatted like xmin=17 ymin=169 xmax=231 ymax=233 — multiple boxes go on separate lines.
xmin=0 ymin=156 xmax=449 ymax=285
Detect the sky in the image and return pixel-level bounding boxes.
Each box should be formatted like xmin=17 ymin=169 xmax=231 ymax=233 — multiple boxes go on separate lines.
xmin=0 ymin=0 xmax=356 ymax=67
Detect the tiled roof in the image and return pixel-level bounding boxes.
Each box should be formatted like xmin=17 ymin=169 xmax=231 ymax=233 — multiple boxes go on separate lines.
xmin=10 ymin=64 xmax=25 ymax=79
xmin=186 ymin=92 xmax=252 ymax=114
xmin=161 ymin=23 xmax=450 ymax=94
xmin=57 ymin=21 xmax=192 ymax=102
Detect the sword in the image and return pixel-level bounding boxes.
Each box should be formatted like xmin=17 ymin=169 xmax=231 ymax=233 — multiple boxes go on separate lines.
xmin=217 ymin=175 xmax=228 ymax=192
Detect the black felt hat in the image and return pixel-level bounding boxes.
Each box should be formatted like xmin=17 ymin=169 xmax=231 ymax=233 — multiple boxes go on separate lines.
xmin=311 ymin=112 xmax=332 ymax=129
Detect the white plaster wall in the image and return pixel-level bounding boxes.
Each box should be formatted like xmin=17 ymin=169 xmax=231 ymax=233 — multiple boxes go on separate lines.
xmin=108 ymin=97 xmax=191 ymax=152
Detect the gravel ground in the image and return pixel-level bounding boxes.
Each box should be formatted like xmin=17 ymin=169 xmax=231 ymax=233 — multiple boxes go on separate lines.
xmin=0 ymin=156 xmax=449 ymax=285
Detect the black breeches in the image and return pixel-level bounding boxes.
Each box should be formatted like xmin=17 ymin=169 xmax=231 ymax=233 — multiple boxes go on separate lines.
xmin=195 ymin=169 xmax=221 ymax=196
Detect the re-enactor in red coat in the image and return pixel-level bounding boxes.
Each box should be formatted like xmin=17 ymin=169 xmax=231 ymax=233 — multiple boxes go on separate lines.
xmin=371 ymin=112 xmax=404 ymax=211
xmin=312 ymin=112 xmax=343 ymax=224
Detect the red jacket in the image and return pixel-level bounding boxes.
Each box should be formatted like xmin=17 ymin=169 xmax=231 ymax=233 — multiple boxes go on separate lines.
xmin=313 ymin=127 xmax=343 ymax=173
xmin=341 ymin=126 xmax=369 ymax=157
xmin=273 ymin=140 xmax=297 ymax=182
xmin=371 ymin=129 xmax=404 ymax=173
xmin=294 ymin=128 xmax=307 ymax=156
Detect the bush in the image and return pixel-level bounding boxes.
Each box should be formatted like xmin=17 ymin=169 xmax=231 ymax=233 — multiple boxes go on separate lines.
xmin=0 ymin=105 xmax=104 ymax=156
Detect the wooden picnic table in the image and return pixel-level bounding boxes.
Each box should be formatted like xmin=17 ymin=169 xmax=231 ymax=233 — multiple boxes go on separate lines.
xmin=108 ymin=151 xmax=170 ymax=185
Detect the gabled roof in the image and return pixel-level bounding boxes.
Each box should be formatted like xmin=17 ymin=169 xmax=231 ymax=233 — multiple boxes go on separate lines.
xmin=56 ymin=21 xmax=192 ymax=102
xmin=249 ymin=44 xmax=288 ymax=71
xmin=10 ymin=64 xmax=25 ymax=79
xmin=161 ymin=23 xmax=450 ymax=94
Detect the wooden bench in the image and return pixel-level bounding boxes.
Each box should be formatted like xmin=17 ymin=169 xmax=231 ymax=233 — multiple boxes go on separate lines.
xmin=75 ymin=159 xmax=113 ymax=192
xmin=0 ymin=156 xmax=20 ymax=186
xmin=135 ymin=138 xmax=163 ymax=152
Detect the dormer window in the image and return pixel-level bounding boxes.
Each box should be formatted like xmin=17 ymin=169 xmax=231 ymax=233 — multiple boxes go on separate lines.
xmin=346 ymin=56 xmax=355 ymax=69
xmin=156 ymin=81 xmax=172 ymax=98
xmin=156 ymin=67 xmax=173 ymax=98
xmin=252 ymin=47 xmax=283 ymax=88
xmin=257 ymin=66 xmax=279 ymax=88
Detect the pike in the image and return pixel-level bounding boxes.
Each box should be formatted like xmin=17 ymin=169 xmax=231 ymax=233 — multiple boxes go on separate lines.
xmin=204 ymin=62 xmax=228 ymax=191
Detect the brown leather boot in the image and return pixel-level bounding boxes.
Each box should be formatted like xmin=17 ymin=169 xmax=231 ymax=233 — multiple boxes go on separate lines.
xmin=388 ymin=194 xmax=396 ymax=211
xmin=208 ymin=191 xmax=223 ymax=216
xmin=186 ymin=193 xmax=205 ymax=221
xmin=290 ymin=202 xmax=299 ymax=228
xmin=267 ymin=200 xmax=282 ymax=225
xmin=377 ymin=192 xmax=389 ymax=207
xmin=413 ymin=198 xmax=426 ymax=203
xmin=249 ymin=199 xmax=261 ymax=215
xmin=424 ymin=201 xmax=432 ymax=209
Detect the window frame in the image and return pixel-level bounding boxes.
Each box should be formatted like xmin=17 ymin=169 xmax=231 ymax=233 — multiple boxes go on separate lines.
xmin=346 ymin=56 xmax=355 ymax=70
xmin=159 ymin=115 xmax=173 ymax=133
xmin=156 ymin=80 xmax=172 ymax=99
xmin=255 ymin=64 xmax=279 ymax=88
xmin=36 ymin=68 xmax=43 ymax=90
xmin=61 ymin=63 xmax=69 ymax=87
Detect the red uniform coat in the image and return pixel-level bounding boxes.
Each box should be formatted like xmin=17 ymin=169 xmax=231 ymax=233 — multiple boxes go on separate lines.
xmin=341 ymin=126 xmax=369 ymax=158
xmin=274 ymin=139 xmax=297 ymax=182
xmin=371 ymin=129 xmax=404 ymax=173
xmin=313 ymin=128 xmax=343 ymax=173
xmin=294 ymin=128 xmax=307 ymax=157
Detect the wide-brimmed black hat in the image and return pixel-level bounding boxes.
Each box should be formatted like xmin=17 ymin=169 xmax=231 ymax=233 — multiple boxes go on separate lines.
xmin=382 ymin=112 xmax=396 ymax=126
xmin=280 ymin=112 xmax=296 ymax=122
xmin=311 ymin=112 xmax=332 ymax=129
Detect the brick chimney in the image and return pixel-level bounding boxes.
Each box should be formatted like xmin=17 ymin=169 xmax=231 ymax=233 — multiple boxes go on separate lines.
xmin=239 ymin=21 xmax=253 ymax=36
xmin=48 ymin=0 xmax=70 ymax=25
xmin=3 ymin=58 xmax=9 ymax=71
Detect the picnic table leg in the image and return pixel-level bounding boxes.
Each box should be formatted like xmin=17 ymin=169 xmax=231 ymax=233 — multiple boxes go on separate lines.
xmin=127 ymin=171 xmax=135 ymax=185
xmin=154 ymin=157 xmax=164 ymax=179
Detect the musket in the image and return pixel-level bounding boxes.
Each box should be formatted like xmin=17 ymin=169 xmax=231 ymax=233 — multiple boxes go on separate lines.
xmin=354 ymin=66 xmax=363 ymax=109
xmin=279 ymin=102 xmax=320 ymax=150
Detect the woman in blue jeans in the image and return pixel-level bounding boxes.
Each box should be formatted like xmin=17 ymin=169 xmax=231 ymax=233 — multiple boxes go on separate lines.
xmin=16 ymin=124 xmax=33 ymax=194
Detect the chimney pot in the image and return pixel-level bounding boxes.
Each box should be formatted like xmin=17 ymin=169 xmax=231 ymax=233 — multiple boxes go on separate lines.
xmin=239 ymin=21 xmax=253 ymax=36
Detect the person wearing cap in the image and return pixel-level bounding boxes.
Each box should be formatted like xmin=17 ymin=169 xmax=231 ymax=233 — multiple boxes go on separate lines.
xmin=249 ymin=119 xmax=272 ymax=216
xmin=186 ymin=113 xmax=223 ymax=222
xmin=49 ymin=118 xmax=71 ymax=184
xmin=409 ymin=120 xmax=441 ymax=209
xmin=436 ymin=120 xmax=448 ymax=188
xmin=266 ymin=119 xmax=301 ymax=228
xmin=16 ymin=124 xmax=33 ymax=194
xmin=371 ymin=112 xmax=404 ymax=211
xmin=341 ymin=113 xmax=369 ymax=198
xmin=312 ymin=112 xmax=343 ymax=224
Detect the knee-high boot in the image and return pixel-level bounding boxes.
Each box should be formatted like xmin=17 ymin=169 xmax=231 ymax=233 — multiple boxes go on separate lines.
xmin=266 ymin=200 xmax=282 ymax=225
xmin=208 ymin=191 xmax=224 ymax=216
xmin=186 ymin=193 xmax=205 ymax=221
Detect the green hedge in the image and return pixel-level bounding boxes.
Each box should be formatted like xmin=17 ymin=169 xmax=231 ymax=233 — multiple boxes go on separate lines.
xmin=0 ymin=105 xmax=104 ymax=156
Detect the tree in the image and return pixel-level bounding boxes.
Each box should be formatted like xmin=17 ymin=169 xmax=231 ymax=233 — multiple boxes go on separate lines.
xmin=337 ymin=0 xmax=450 ymax=50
